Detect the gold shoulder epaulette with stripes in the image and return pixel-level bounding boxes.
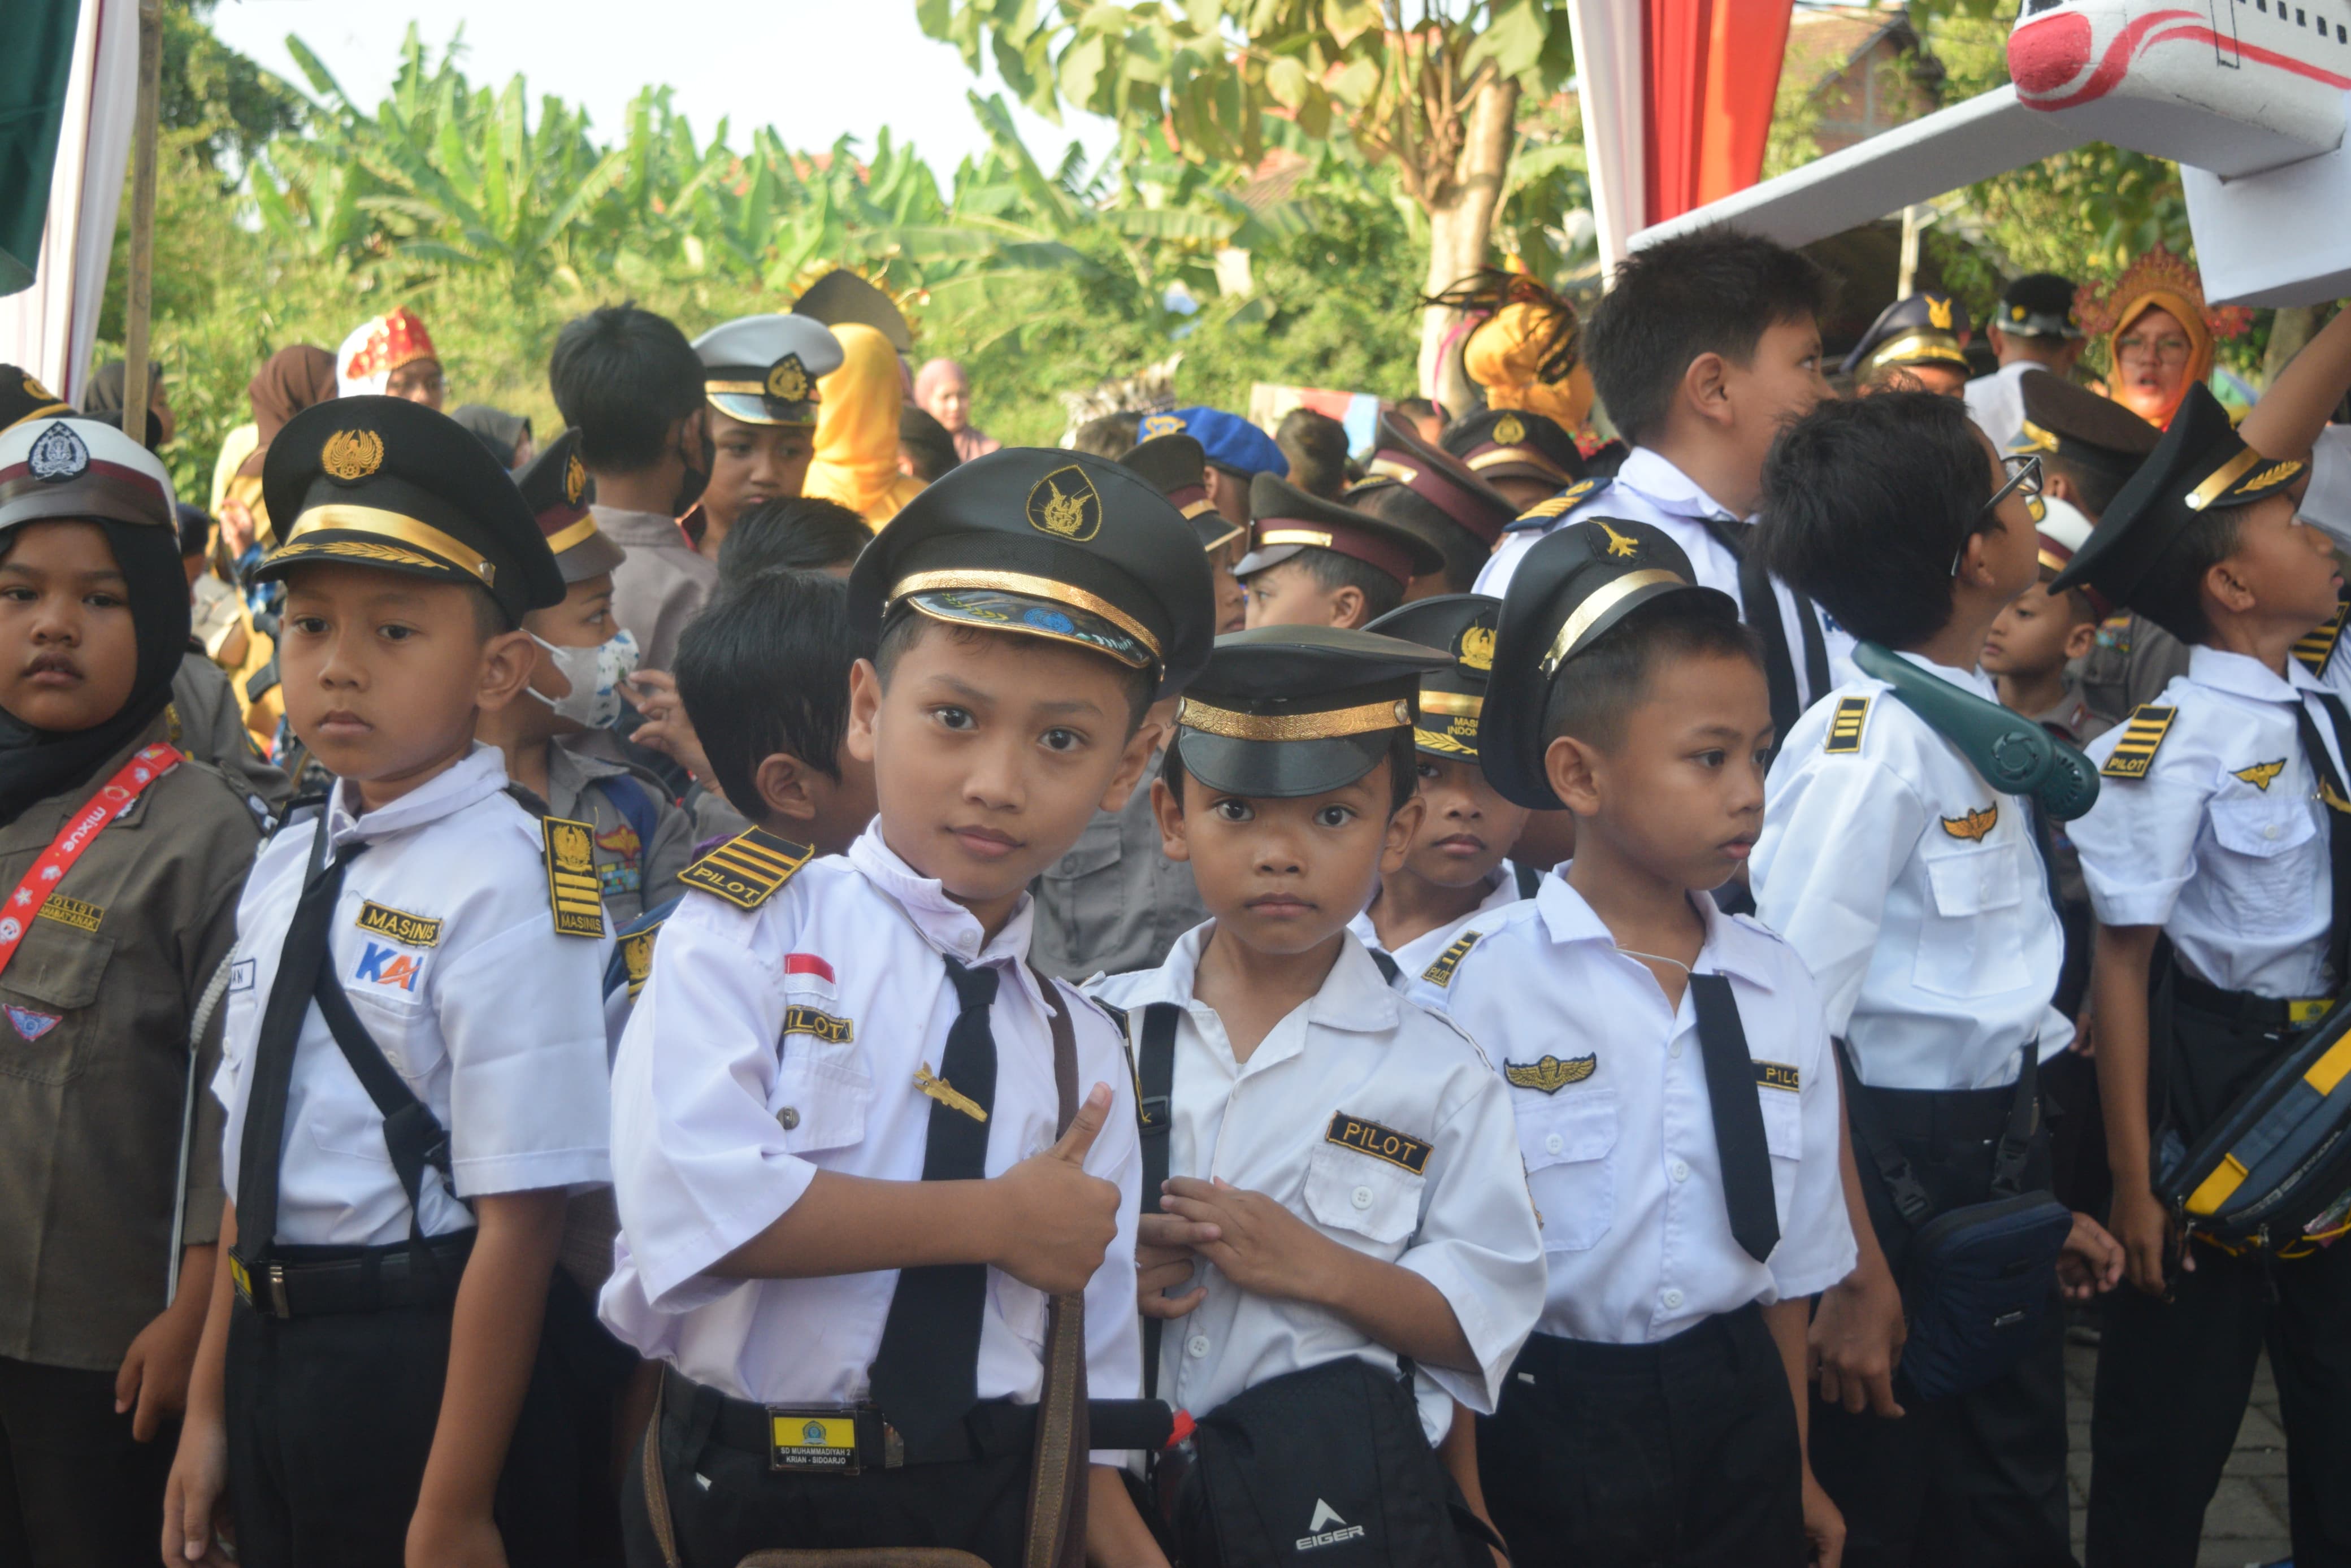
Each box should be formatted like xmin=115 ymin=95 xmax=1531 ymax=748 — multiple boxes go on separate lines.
xmin=2101 ymin=704 xmax=2178 ymax=780
xmin=1419 ymin=928 xmax=1486 ymax=989
xmin=679 ymin=827 xmax=814 ymax=910
xmin=1823 ymin=696 xmax=1869 ymax=754
xmin=542 ymin=816 xmax=606 ymax=937
xmin=2293 ymin=598 xmax=2346 ymax=677
xmin=619 ymin=920 xmax=663 ymax=1000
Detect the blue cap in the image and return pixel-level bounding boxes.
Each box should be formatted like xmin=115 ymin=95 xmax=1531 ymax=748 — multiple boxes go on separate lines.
xmin=1146 ymin=407 xmax=1288 ymax=480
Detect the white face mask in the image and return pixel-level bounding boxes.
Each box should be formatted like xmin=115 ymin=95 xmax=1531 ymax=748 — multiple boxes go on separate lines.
xmin=528 ymin=627 xmax=640 ymax=729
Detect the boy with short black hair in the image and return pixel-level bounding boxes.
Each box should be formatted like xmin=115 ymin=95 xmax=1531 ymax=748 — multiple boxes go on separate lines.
xmin=1274 ymin=406 xmax=1351 ymax=499
xmin=1414 ymin=520 xmax=1855 ymax=1568
xmin=602 ymin=449 xmax=1211 ymax=1567
xmin=1980 ymin=501 xmax=2114 ymax=748
xmin=714 ymin=494 xmax=870 ymax=579
xmin=1480 ymin=227 xmax=1844 ymax=744
xmin=1753 ymin=390 xmax=2123 ymax=1567
xmin=1238 ymin=473 xmax=1440 ymax=631
xmin=1352 ymin=594 xmax=1533 ymax=981
xmin=2054 ymin=382 xmax=2351 ymax=1567
xmin=549 ymin=303 xmax=714 ymax=673
xmin=1089 ymin=624 xmax=1545 ymax=1567
xmin=164 ymin=397 xmax=615 ymax=1568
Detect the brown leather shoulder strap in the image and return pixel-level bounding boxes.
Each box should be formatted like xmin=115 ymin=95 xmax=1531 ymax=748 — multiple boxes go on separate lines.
xmin=1023 ymin=962 xmax=1090 ymax=1568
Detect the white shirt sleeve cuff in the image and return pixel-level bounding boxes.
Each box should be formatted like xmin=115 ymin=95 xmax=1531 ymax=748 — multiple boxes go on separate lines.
xmin=632 ymin=1159 xmax=818 ymax=1308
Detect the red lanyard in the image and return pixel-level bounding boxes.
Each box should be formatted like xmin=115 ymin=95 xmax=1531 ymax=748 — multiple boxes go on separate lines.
xmin=0 ymin=742 xmax=181 ymax=980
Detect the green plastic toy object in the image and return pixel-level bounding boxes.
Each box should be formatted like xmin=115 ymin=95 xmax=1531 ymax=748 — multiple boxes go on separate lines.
xmin=1851 ymin=641 xmax=2100 ymax=822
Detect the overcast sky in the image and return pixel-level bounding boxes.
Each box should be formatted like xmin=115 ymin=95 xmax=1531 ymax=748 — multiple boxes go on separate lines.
xmin=208 ymin=0 xmax=1122 ymax=172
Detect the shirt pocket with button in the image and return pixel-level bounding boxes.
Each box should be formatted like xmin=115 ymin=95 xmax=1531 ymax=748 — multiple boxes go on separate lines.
xmin=1913 ymin=843 xmax=2031 ymax=997
xmin=1301 ymin=1138 xmax=1423 ymax=1253
xmin=768 ymin=1043 xmax=870 ymax=1157
xmin=0 ymin=922 xmax=114 ymax=1085
xmin=1758 ymin=1086 xmax=1805 ymax=1232
xmin=1516 ymin=1089 xmax=1619 ymax=1253
xmin=2205 ymin=796 xmax=2322 ymax=936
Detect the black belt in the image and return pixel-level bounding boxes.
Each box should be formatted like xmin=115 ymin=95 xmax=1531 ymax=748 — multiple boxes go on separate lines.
xmin=1513 ymin=1301 xmax=1768 ymax=1382
xmin=230 ymin=1231 xmax=474 ymax=1320
xmin=2174 ymin=972 xmax=2331 ymax=1028
xmin=667 ymin=1367 xmax=1174 ymax=1475
xmin=1852 ymin=1079 xmax=2026 ymax=1145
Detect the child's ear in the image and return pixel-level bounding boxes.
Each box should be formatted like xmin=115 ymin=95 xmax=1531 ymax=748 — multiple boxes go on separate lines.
xmin=474 ymin=627 xmax=538 ymax=713
xmin=844 ymin=658 xmax=881 ymax=764
xmin=1150 ymin=776 xmax=1190 ymax=862
xmin=1542 ymin=732 xmax=1605 ymax=817
xmin=752 ymin=753 xmax=819 ymax=823
xmin=2063 ymin=615 xmax=2099 ymax=662
xmin=2203 ymin=555 xmax=2258 ymax=618
xmin=1380 ymin=793 xmax=1426 ymax=876
xmin=1328 ymin=584 xmax=1366 ymax=629
xmin=1682 ymin=350 xmax=1734 ymax=429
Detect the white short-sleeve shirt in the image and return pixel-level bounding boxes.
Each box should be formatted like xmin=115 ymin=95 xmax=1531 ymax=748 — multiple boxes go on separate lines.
xmin=1345 ymin=865 xmax=1529 ymax=991
xmin=598 ymin=827 xmax=1145 ymax=1450
xmin=213 ymin=745 xmax=614 ymax=1245
xmin=1752 ymin=653 xmax=2073 ymax=1089
xmin=1087 ymin=925 xmax=1546 ymax=1443
xmin=1411 ymin=876 xmax=1855 ymax=1345
xmin=2068 ymin=645 xmax=2349 ymax=998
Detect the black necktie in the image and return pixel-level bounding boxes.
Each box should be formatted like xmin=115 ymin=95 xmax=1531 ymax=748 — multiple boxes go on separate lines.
xmin=233 ymin=819 xmax=361 ymax=1268
xmin=1689 ymin=972 xmax=1780 ymax=1263
xmin=1697 ymin=514 xmax=1826 ymax=745
xmin=869 ymin=954 xmax=1000 ymax=1458
xmin=2292 ymin=693 xmax=2351 ymax=988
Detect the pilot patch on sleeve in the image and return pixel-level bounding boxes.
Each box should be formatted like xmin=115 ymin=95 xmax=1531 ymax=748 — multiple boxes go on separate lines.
xmin=1419 ymin=929 xmax=1485 ymax=989
xmin=1326 ymin=1112 xmax=1432 ymax=1175
xmin=680 ymin=827 xmax=814 ymax=910
xmin=1824 ymin=696 xmax=1869 ymax=754
xmin=2101 ymin=705 xmax=2176 ymax=780
xmin=783 ymin=1005 xmax=854 ymax=1045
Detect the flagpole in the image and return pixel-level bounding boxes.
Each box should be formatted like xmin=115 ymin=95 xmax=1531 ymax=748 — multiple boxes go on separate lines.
xmin=120 ymin=0 xmax=162 ymax=443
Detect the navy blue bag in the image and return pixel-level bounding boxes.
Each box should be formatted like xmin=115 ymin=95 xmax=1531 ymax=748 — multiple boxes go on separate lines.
xmin=1836 ymin=1040 xmax=2071 ymax=1404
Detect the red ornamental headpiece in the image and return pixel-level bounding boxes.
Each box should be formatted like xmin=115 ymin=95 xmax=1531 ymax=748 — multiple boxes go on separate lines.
xmin=338 ymin=308 xmax=439 ymax=394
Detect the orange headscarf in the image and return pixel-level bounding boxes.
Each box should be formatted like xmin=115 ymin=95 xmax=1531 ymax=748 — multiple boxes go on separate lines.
xmin=2076 ymin=247 xmax=2249 ymax=428
xmin=804 ymin=322 xmax=925 ymax=525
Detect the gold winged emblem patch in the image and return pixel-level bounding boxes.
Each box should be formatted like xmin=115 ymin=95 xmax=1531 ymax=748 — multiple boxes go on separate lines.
xmin=2233 ymin=759 xmax=2288 ymax=792
xmin=1940 ymin=805 xmax=1999 ymax=842
xmin=1026 ymin=465 xmax=1102 ymax=541
xmin=1504 ymin=1054 xmax=1597 ymax=1094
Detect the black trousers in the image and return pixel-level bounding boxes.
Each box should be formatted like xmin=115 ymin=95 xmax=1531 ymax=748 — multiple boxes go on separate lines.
xmin=0 ymin=1354 xmax=176 ymax=1568
xmin=2085 ymin=996 xmax=2351 ymax=1567
xmin=224 ymin=1271 xmax=596 ymax=1568
xmin=621 ymin=1372 xmax=1030 ymax=1568
xmin=1811 ymin=1080 xmax=2074 ymax=1568
xmin=1477 ymin=1305 xmax=1803 ymax=1568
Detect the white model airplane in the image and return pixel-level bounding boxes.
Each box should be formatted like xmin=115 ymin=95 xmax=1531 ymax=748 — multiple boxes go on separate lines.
xmin=1632 ymin=0 xmax=2351 ymax=305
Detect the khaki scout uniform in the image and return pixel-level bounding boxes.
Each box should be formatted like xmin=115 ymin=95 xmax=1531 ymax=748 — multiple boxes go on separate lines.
xmin=600 ymin=506 xmax=717 ymax=675
xmin=170 ymin=649 xmax=292 ymax=814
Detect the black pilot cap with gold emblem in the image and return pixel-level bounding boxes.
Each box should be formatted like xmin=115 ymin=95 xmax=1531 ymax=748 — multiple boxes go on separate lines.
xmin=1118 ymin=432 xmax=1243 ymax=555
xmin=2011 ymin=369 xmax=2159 ymax=497
xmin=1365 ymin=594 xmax=1502 ymax=763
xmin=1176 ymin=625 xmax=1447 ymax=799
xmin=849 ymin=446 xmax=1216 ymax=699
xmin=256 ymin=395 xmax=566 ymax=625
xmin=1440 ymin=407 xmax=1586 ymax=489
xmin=1482 ymin=519 xmax=1739 ymax=809
xmin=1237 ymin=472 xmax=1445 ymax=589
xmin=2050 ymin=381 xmax=2306 ymax=626
xmin=515 ymin=428 xmax=625 ymax=584
xmin=0 ymin=367 xmax=72 ymax=433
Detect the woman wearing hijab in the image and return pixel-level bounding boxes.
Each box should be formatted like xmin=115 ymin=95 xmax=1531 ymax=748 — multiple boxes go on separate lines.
xmin=77 ymin=360 xmax=173 ymax=450
xmin=0 ymin=416 xmax=261 ymax=1568
xmin=2076 ymin=245 xmax=2251 ymax=428
xmin=913 ymin=357 xmax=999 ymax=463
xmin=802 ymin=322 xmax=925 ymax=525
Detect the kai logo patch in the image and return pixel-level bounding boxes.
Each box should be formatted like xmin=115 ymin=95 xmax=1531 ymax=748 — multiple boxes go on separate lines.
xmin=1754 ymin=1060 xmax=1801 ymax=1093
xmin=1326 ymin=1112 xmax=1432 ymax=1175
xmin=542 ymin=816 xmax=607 ymax=937
xmin=1597 ymin=519 xmax=1639 ymax=558
xmin=1492 ymin=413 xmax=1527 ymax=447
xmin=1504 ymin=1054 xmax=1597 ymax=1094
xmin=320 ymin=428 xmax=385 ymax=482
xmin=783 ymin=1005 xmax=854 ymax=1045
xmin=2102 ymin=705 xmax=2177 ymax=780
xmin=765 ymin=354 xmax=813 ymax=404
xmin=1824 ymin=696 xmax=1870 ymax=754
xmin=1940 ymin=805 xmax=1998 ymax=842
xmin=1419 ymin=929 xmax=1485 ymax=989
xmin=355 ymin=901 xmax=442 ymax=947
xmin=1026 ymin=465 xmax=1102 ymax=541
xmin=620 ymin=925 xmax=661 ymax=1000
xmin=2233 ymin=759 xmax=2288 ymax=792
xmin=35 ymin=894 xmax=102 ymax=933
xmin=353 ymin=940 xmax=423 ymax=993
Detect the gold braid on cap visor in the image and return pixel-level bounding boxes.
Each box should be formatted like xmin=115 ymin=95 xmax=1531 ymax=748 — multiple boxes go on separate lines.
xmin=2184 ymin=445 xmax=2301 ymax=511
xmin=272 ymin=505 xmax=497 ymax=586
xmin=1539 ymin=570 xmax=1686 ymax=677
xmin=1178 ymin=696 xmax=1412 ymax=741
xmin=888 ymin=569 xmax=1162 ymax=660
xmin=542 ymin=515 xmax=603 ymax=554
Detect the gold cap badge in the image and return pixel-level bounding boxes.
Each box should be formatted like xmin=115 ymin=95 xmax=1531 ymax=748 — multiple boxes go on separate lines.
xmin=563 ymin=451 xmax=587 ymax=506
xmin=1927 ymin=296 xmax=1954 ymax=330
xmin=766 ymin=354 xmax=812 ymax=404
xmin=1026 ymin=465 xmax=1102 ymax=541
xmin=1492 ymin=413 xmax=1526 ymax=446
xmin=1456 ymin=624 xmax=1495 ymax=672
xmin=321 ymin=429 xmax=385 ymax=482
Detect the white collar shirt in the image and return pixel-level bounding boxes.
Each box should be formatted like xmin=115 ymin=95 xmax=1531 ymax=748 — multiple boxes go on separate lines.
xmin=1474 ymin=447 xmax=1855 ymax=712
xmin=1344 ymin=866 xmax=1527 ymax=991
xmin=1086 ymin=923 xmax=1545 ymax=1443
xmin=1409 ymin=876 xmax=1854 ymax=1344
xmin=598 ymin=826 xmax=1145 ymax=1453
xmin=212 ymin=744 xmax=613 ymax=1245
xmin=1963 ymin=360 xmax=2038 ymax=455
xmin=2068 ymin=645 xmax=2348 ymax=997
xmin=1753 ymin=652 xmax=2074 ymax=1089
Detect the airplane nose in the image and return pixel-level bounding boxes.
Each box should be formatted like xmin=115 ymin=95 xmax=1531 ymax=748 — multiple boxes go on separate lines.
xmin=2009 ymin=11 xmax=2092 ymax=98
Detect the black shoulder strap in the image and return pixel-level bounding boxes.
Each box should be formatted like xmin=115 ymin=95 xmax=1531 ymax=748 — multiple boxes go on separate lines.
xmin=1512 ymin=859 xmax=1544 ymax=900
xmin=1368 ymin=948 xmax=1400 ymax=986
xmin=1831 ymin=1036 xmax=1936 ymax=1229
xmin=1135 ymin=1001 xmax=1179 ymax=1402
xmin=311 ymin=965 xmax=458 ymax=1243
xmin=1988 ymin=1044 xmax=2045 ymax=1201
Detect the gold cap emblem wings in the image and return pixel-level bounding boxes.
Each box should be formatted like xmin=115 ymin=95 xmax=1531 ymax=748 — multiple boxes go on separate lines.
xmin=1026 ymin=465 xmax=1102 ymax=541
xmin=1456 ymin=624 xmax=1496 ymax=671
xmin=321 ymin=429 xmax=385 ymax=482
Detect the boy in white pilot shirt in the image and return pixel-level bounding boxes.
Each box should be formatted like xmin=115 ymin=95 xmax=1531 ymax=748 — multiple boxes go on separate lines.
xmin=601 ymin=449 xmax=1214 ymax=1568
xmin=2050 ymin=381 xmax=2351 ymax=1567
xmin=1087 ymin=624 xmax=1544 ymax=1567
xmin=1413 ymin=521 xmax=1854 ymax=1568
xmin=162 ymin=397 xmax=615 ymax=1568
xmin=1347 ymin=594 xmax=1538 ymax=987
xmin=1751 ymin=392 xmax=2124 ymax=1568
